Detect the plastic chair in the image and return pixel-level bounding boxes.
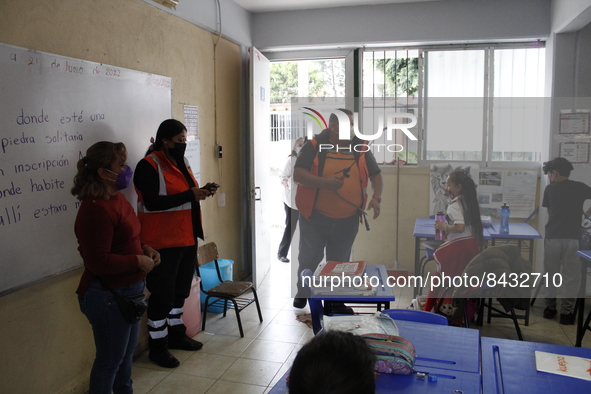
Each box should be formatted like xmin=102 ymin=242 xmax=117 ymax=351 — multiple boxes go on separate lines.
xmin=381 ymin=308 xmax=448 ymax=326
xmin=197 ymin=242 xmax=263 ymax=337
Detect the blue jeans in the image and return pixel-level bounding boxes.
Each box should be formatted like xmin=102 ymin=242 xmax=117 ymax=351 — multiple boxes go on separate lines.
xmin=79 ymin=279 xmax=144 ymax=394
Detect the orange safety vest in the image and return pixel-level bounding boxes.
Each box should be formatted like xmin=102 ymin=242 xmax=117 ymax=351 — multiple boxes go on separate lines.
xmin=295 ymin=137 xmax=370 ymax=221
xmin=136 ymin=151 xmax=198 ymax=250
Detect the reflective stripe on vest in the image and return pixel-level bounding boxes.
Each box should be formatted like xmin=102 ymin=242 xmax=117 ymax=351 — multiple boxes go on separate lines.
xmin=137 ymin=154 xmax=192 ymax=214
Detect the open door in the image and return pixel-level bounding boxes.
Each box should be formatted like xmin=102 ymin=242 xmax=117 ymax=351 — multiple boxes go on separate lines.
xmin=250 ymin=47 xmax=272 ymax=288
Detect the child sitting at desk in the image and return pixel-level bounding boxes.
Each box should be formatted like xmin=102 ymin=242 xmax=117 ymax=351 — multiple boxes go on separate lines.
xmin=424 ymin=170 xmax=485 ymax=314
xmin=289 ymin=330 xmax=376 ymax=394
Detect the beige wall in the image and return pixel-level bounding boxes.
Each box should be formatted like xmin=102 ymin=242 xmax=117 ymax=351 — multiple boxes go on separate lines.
xmin=354 ymin=166 xmax=431 ymax=270
xmin=0 ymin=0 xmax=242 ymax=392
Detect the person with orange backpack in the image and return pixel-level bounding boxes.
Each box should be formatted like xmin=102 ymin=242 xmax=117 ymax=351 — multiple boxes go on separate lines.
xmin=292 ymin=109 xmax=383 ymax=310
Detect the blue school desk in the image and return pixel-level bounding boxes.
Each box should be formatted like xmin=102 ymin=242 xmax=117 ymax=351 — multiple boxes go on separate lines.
xmin=487 ymin=222 xmax=542 ymax=264
xmin=267 ymin=366 xmax=481 ymax=394
xmin=267 ymin=319 xmax=481 ymax=394
xmin=396 ymin=320 xmax=480 ymax=373
xmin=575 ymin=250 xmax=591 ymax=347
xmin=481 ymin=336 xmax=591 ymax=393
xmin=307 ymin=264 xmax=396 ymax=334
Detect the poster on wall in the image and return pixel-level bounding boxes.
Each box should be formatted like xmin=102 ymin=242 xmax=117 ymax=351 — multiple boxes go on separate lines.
xmin=478 ymin=169 xmax=538 ymax=218
xmin=184 ymin=105 xmax=200 ymax=183
xmin=559 ymin=142 xmax=590 ymax=164
xmin=429 ymin=163 xmax=479 ymax=215
xmin=559 ymin=111 xmax=590 ymax=135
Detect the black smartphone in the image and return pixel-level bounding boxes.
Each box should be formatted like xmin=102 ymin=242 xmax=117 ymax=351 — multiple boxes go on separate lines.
xmin=202 ymin=182 xmax=219 ymax=191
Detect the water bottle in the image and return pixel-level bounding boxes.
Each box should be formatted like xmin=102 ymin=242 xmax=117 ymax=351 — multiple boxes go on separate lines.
xmin=435 ymin=211 xmax=447 ymax=240
xmin=500 ymin=203 xmax=510 ymax=234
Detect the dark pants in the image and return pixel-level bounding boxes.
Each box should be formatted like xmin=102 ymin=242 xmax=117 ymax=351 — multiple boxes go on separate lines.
xmin=296 ymin=210 xmax=360 ymax=294
xmin=79 ymin=280 xmax=144 ymax=394
xmin=278 ymin=203 xmax=299 ymax=258
xmin=146 ymin=245 xmax=197 ymax=340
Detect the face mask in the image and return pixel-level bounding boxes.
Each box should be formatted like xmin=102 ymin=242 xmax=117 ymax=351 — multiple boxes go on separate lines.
xmin=106 ymin=165 xmax=133 ymax=190
xmin=169 ymin=142 xmax=187 ymax=160
xmin=295 ymin=146 xmax=302 ymax=154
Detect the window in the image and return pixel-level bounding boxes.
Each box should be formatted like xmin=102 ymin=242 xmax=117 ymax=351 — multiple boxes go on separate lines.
xmin=362 ymin=43 xmax=546 ymax=165
xmin=270 ymin=59 xmax=346 ymax=141
xmin=362 ymin=50 xmax=420 ymax=164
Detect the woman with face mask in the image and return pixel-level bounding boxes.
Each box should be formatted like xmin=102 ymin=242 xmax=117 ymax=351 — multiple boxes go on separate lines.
xmin=72 ymin=141 xmax=161 ymax=394
xmin=133 ymin=119 xmax=217 ymax=368
xmin=277 ymin=137 xmax=305 ymax=263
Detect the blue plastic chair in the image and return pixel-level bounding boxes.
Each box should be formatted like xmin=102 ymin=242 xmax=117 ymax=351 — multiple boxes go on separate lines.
xmin=381 ymin=308 xmax=448 ymax=326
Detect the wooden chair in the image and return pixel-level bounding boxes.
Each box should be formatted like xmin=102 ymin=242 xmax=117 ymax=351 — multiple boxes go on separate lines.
xmin=197 ymin=242 xmax=263 ymax=337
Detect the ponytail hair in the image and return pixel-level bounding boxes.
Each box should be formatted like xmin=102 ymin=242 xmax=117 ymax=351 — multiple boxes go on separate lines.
xmin=448 ymin=170 xmax=484 ymax=248
xmin=71 ymin=141 xmax=127 ymax=200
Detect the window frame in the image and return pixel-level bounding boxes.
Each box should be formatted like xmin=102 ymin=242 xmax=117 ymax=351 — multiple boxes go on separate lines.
xmin=360 ymin=41 xmax=546 ymax=169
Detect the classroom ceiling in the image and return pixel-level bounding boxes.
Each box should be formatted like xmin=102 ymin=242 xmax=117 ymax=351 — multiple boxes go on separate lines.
xmin=233 ymin=0 xmax=441 ymax=13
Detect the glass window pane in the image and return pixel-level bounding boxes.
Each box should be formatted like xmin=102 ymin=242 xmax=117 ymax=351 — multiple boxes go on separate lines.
xmin=492 ymin=48 xmax=546 ymax=162
xmin=425 ymin=50 xmax=485 ymax=159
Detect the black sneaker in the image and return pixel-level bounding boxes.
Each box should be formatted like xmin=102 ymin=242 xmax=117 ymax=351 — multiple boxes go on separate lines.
xmin=293 ymin=298 xmax=307 ymax=308
xmin=168 ymin=335 xmax=203 ymax=351
xmin=543 ymin=307 xmax=557 ymax=319
xmin=278 ymin=255 xmax=290 ymax=263
xmin=559 ymin=313 xmax=575 ymax=325
xmin=149 ymin=349 xmax=180 ymax=368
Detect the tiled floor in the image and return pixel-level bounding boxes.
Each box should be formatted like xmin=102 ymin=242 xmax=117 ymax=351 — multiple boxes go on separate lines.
xmin=131 ymin=260 xmax=591 ymax=393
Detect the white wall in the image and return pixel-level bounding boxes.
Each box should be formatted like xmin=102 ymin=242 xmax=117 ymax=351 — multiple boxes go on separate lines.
xmin=140 ymin=0 xmax=253 ymax=46
xmin=551 ymin=0 xmax=591 ymax=32
xmin=252 ymin=0 xmax=550 ymax=51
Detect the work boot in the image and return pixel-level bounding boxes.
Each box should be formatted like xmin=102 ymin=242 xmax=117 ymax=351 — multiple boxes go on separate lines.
xmin=168 ymin=324 xmax=203 ymax=351
xmin=169 ymin=334 xmax=203 ymax=351
xmin=149 ymin=337 xmax=180 ymax=368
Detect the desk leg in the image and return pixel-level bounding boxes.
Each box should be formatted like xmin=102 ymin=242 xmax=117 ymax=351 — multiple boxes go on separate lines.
xmin=576 ymin=256 xmax=588 ymax=347
xmin=525 ymin=239 xmax=534 ymax=326
xmin=414 ymin=237 xmax=421 ymax=298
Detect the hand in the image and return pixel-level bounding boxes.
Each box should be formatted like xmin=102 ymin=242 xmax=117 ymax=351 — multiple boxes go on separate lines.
xmin=137 ymin=255 xmax=156 ymax=273
xmin=434 ymin=220 xmax=446 ymax=231
xmin=202 ymin=182 xmax=218 ymax=196
xmin=324 ymin=177 xmax=344 ymax=190
xmin=142 ymin=245 xmax=161 ymax=266
xmin=191 ymin=187 xmax=209 ymax=201
xmin=367 ymin=198 xmax=381 ymax=219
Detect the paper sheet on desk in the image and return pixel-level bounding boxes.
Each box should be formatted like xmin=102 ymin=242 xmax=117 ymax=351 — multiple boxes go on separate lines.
xmin=323 ymin=313 xmax=399 ymax=336
xmin=535 ymin=351 xmax=591 ymax=381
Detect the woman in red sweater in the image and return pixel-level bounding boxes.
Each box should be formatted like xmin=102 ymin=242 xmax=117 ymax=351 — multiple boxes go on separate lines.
xmin=72 ymin=141 xmax=160 ymax=394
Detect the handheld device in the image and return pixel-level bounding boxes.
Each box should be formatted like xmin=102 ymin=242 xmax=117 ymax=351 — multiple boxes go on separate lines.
xmin=202 ymin=182 xmax=219 ymax=191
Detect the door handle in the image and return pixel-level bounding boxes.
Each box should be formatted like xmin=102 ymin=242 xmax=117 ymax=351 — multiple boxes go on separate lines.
xmin=254 ymin=187 xmax=261 ymax=201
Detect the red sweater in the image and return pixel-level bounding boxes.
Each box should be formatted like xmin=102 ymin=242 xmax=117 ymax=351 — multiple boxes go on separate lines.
xmin=75 ymin=193 xmax=145 ymax=296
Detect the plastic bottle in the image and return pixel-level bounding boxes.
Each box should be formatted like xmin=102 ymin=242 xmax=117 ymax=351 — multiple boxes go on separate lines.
xmin=500 ymin=203 xmax=510 ymax=234
xmin=435 ymin=211 xmax=447 ymax=240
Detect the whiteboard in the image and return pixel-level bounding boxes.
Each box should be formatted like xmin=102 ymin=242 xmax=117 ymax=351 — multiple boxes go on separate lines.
xmin=0 ymin=43 xmax=172 ymax=295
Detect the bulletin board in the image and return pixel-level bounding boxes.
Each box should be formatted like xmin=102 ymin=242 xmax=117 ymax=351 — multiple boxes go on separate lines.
xmin=0 ymin=43 xmax=172 ymax=296
xmin=478 ymin=169 xmax=538 ymax=218
xmin=429 ymin=164 xmax=538 ymax=219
